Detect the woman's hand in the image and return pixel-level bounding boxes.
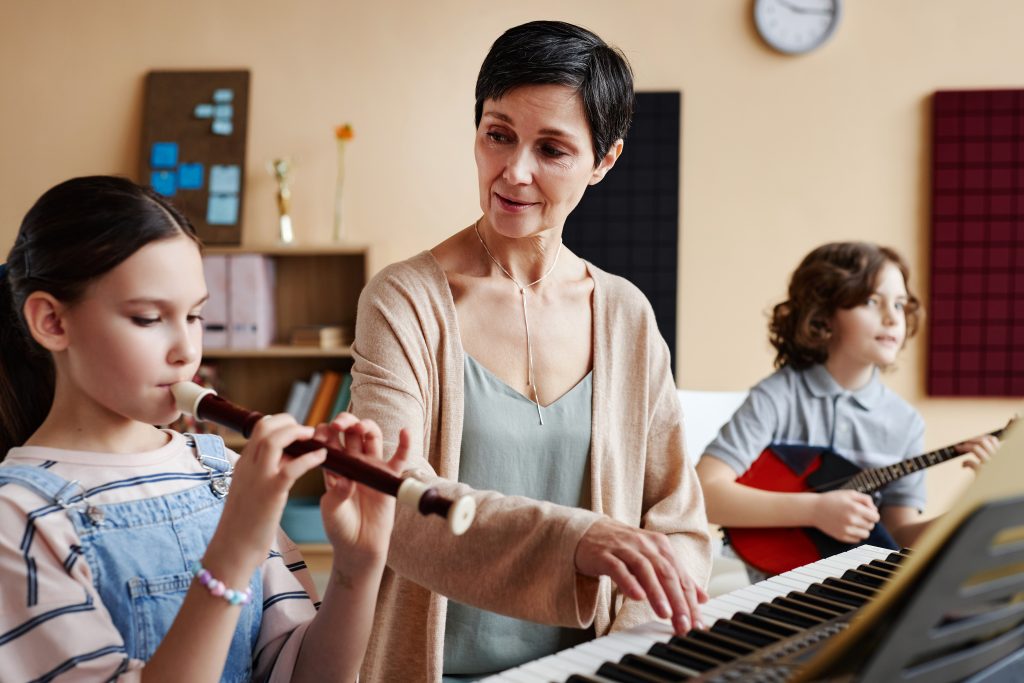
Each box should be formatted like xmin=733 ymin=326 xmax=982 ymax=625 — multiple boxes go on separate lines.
xmin=214 ymin=415 xmax=328 ymax=572
xmin=574 ymin=518 xmax=707 ymax=635
xmin=812 ymin=490 xmax=879 ymax=543
xmin=314 ymin=415 xmax=412 ymax=572
xmin=957 ymin=434 xmax=1000 ymax=472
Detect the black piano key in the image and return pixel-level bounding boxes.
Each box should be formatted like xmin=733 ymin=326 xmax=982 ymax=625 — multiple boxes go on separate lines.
xmin=772 ymin=595 xmax=840 ymax=620
xmin=596 ymin=660 xmax=677 ymax=683
xmin=752 ymin=602 xmax=822 ymax=629
xmin=823 ymin=576 xmax=875 ymax=597
xmin=710 ymin=618 xmax=779 ymax=647
xmin=868 ymin=559 xmax=901 ymax=573
xmin=733 ymin=610 xmax=804 ymax=636
xmin=841 ymin=568 xmax=885 ymax=589
xmin=567 ymin=675 xmax=622 ymax=683
xmin=684 ymin=629 xmax=756 ymax=656
xmin=807 ymin=582 xmax=868 ymax=607
xmin=648 ymin=641 xmax=720 ymax=671
xmin=886 ymin=550 xmax=910 ymax=563
xmin=785 ymin=591 xmax=850 ymax=616
xmin=623 ymin=652 xmax=700 ymax=679
xmin=664 ymin=636 xmax=736 ymax=663
xmin=855 ymin=564 xmax=891 ymax=580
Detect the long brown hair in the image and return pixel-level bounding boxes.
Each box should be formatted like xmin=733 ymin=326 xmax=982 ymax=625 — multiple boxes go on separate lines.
xmin=0 ymin=176 xmax=199 ymax=454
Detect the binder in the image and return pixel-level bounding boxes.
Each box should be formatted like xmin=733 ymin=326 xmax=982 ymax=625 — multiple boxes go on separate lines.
xmin=201 ymin=254 xmax=230 ymax=348
xmin=229 ymin=254 xmax=276 ymax=348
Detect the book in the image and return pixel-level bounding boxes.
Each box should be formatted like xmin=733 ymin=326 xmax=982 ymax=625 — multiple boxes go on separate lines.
xmin=329 ymin=373 xmax=353 ymax=419
xmin=305 ymin=370 xmax=342 ymax=426
xmin=201 ymin=255 xmax=230 ymax=348
xmin=295 ymin=371 xmax=322 ymax=425
xmin=290 ymin=324 xmax=352 ymax=348
xmin=283 ymin=379 xmax=311 ymax=421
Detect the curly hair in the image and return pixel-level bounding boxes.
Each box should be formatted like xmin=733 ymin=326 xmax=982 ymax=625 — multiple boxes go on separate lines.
xmin=769 ymin=242 xmax=923 ymax=370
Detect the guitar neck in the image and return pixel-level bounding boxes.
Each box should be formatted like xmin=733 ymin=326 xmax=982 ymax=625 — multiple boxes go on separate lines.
xmin=844 ymin=425 xmax=1006 ymax=494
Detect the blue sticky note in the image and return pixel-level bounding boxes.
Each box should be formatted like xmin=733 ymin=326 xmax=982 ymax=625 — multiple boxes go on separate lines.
xmin=212 ymin=88 xmax=234 ymax=103
xmin=194 ymin=103 xmax=214 ymax=119
xmin=211 ymin=119 xmax=233 ymax=136
xmin=150 ymin=142 xmax=178 ymax=169
xmin=209 ymin=165 xmax=241 ymax=194
xmin=207 ymin=194 xmax=239 ymax=225
xmin=214 ymin=104 xmax=233 ymax=119
xmin=178 ymin=163 xmax=204 ymax=190
xmin=150 ymin=170 xmax=177 ymax=197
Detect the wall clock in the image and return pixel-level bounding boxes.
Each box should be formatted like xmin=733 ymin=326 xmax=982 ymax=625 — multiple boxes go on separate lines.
xmin=753 ymin=0 xmax=842 ymax=55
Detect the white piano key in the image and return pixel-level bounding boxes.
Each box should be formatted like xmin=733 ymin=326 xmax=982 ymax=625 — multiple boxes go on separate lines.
xmin=496 ymin=669 xmax=549 ymax=683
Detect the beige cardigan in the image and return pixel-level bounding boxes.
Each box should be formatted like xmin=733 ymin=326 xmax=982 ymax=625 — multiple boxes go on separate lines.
xmin=350 ymin=251 xmax=711 ymax=682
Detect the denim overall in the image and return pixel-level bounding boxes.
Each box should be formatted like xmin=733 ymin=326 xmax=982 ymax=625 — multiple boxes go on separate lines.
xmin=0 ymin=434 xmax=262 ymax=682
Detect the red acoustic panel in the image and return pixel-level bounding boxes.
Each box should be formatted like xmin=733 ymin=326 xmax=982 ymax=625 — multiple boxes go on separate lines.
xmin=929 ymin=90 xmax=1024 ymax=396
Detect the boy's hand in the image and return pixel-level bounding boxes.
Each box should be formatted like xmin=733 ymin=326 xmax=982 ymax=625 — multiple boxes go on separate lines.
xmin=957 ymin=434 xmax=1000 ymax=472
xmin=813 ymin=490 xmax=879 ymax=543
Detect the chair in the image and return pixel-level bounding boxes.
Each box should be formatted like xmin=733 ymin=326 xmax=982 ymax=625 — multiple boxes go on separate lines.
xmin=677 ymin=388 xmax=750 ymax=597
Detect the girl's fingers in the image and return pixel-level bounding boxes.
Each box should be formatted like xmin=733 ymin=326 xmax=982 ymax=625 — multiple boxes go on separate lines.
xmin=388 ymin=428 xmax=413 ymax=473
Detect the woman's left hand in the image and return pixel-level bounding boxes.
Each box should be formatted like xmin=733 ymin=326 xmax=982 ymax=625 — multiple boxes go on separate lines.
xmin=313 ymin=415 xmax=411 ymax=571
xmin=957 ymin=434 xmax=1000 ymax=472
xmin=575 ymin=518 xmax=707 ymax=635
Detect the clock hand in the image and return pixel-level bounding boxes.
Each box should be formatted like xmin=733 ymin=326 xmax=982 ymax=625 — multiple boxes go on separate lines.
xmin=777 ymin=0 xmax=834 ymax=15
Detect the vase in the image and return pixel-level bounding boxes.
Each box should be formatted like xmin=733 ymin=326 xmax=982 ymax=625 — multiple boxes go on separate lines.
xmin=333 ymin=140 xmax=346 ymax=242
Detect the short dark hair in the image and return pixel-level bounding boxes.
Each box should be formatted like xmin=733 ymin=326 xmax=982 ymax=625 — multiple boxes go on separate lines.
xmin=0 ymin=176 xmax=198 ymax=453
xmin=474 ymin=20 xmax=635 ymax=166
xmin=769 ymin=242 xmax=923 ymax=370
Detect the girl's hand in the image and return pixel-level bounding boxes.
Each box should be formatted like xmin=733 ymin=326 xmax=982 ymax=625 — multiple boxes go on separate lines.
xmin=314 ymin=415 xmax=412 ymax=571
xmin=574 ymin=518 xmax=708 ymax=635
xmin=957 ymin=434 xmax=1000 ymax=472
xmin=213 ymin=415 xmax=328 ymax=571
xmin=813 ymin=490 xmax=880 ymax=543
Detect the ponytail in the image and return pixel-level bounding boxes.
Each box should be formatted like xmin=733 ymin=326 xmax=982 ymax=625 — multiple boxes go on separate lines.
xmin=0 ymin=263 xmax=54 ymax=455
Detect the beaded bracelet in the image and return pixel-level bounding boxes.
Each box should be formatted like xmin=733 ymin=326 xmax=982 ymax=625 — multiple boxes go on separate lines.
xmin=190 ymin=561 xmax=254 ymax=606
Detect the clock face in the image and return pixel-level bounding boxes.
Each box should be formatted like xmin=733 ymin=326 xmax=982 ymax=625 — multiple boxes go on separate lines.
xmin=754 ymin=0 xmax=842 ymax=55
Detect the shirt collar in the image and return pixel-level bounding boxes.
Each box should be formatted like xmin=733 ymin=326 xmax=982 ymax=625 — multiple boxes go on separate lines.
xmin=803 ymin=363 xmax=883 ymax=410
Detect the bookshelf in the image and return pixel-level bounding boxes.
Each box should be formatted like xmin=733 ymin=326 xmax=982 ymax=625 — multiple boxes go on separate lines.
xmin=199 ymin=244 xmax=367 ymax=500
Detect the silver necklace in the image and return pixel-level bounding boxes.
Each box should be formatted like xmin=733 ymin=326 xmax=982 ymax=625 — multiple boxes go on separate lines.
xmin=474 ymin=219 xmax=562 ymax=425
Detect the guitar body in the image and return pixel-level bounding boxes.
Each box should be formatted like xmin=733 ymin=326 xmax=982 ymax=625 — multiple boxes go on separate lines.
xmin=724 ymin=445 xmax=867 ymax=576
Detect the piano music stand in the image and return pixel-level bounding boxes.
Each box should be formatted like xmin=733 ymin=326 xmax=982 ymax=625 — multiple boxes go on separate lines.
xmin=798 ymin=428 xmax=1024 ymax=683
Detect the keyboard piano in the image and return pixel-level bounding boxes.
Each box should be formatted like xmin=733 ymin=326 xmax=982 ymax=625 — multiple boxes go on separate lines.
xmin=481 ymin=544 xmax=899 ymax=683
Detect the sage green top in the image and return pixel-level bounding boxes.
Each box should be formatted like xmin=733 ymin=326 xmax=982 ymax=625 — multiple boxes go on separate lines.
xmin=443 ymin=354 xmax=594 ymax=679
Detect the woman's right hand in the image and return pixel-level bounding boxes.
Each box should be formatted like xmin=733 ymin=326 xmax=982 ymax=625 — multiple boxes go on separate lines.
xmin=574 ymin=518 xmax=707 ymax=635
xmin=812 ymin=490 xmax=880 ymax=543
xmin=211 ymin=415 xmax=328 ymax=571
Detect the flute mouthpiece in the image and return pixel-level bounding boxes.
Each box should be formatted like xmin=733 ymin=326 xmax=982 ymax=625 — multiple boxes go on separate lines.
xmin=171 ymin=381 xmax=217 ymax=417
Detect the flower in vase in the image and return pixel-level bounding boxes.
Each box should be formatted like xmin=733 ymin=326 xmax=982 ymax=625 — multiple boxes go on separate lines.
xmin=333 ymin=123 xmax=354 ymax=241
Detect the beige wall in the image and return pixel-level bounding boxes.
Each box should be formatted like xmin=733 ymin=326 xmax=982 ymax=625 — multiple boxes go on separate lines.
xmin=1 ymin=1 xmax=1020 ymax=513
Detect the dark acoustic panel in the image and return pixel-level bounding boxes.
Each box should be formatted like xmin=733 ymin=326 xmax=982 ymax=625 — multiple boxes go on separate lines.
xmin=564 ymin=91 xmax=680 ymax=373
xmin=929 ymin=89 xmax=1024 ymax=396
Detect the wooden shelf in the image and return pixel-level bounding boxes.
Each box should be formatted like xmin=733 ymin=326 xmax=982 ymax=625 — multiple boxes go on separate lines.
xmin=205 ymin=243 xmax=368 ymax=257
xmin=204 ymin=344 xmax=353 ymax=359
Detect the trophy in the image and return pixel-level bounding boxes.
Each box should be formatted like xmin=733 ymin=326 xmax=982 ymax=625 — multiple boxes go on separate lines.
xmin=269 ymin=158 xmax=295 ymax=244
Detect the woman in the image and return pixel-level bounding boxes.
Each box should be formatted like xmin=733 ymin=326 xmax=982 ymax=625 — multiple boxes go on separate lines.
xmin=349 ymin=20 xmax=712 ymax=682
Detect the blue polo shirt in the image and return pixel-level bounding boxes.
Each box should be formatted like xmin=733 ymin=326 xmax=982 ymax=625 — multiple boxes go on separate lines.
xmin=703 ymin=363 xmax=926 ymax=511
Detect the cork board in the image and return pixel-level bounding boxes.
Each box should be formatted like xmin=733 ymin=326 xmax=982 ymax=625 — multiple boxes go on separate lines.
xmin=139 ymin=70 xmax=250 ymax=245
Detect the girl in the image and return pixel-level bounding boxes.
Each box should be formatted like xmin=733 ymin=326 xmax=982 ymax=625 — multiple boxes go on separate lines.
xmin=0 ymin=176 xmax=408 ymax=682
xmin=696 ymin=242 xmax=999 ymax=579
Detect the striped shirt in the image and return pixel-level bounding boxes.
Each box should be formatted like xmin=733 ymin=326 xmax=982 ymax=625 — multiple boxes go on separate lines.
xmin=0 ymin=430 xmax=318 ymax=682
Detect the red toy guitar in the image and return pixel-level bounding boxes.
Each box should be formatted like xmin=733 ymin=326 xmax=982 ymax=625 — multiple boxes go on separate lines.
xmin=724 ymin=418 xmax=1014 ymax=576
